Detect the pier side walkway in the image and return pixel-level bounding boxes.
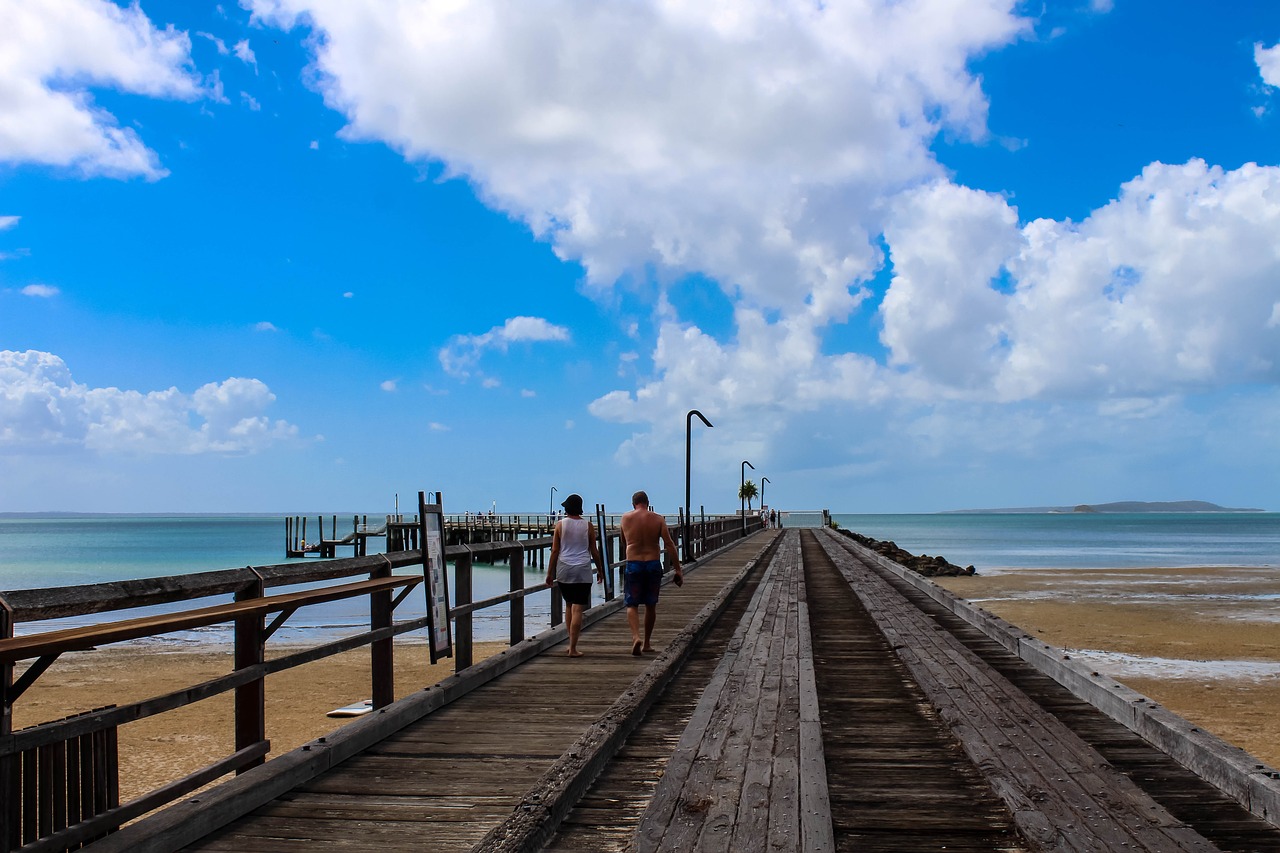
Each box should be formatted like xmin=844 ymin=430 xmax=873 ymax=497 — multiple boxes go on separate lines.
xmin=172 ymin=532 xmax=782 ymax=853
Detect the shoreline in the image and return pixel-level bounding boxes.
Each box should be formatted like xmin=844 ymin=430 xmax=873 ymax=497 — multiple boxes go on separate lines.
xmin=935 ymin=564 xmax=1280 ymax=770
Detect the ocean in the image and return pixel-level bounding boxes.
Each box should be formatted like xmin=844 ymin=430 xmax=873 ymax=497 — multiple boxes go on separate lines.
xmin=3 ymin=512 xmax=1278 ymax=644
xmin=0 ymin=515 xmax=554 ymax=644
xmin=830 ymin=512 xmax=1280 ymax=572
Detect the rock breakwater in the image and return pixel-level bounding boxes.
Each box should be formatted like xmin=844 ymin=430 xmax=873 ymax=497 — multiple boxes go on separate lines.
xmin=841 ymin=530 xmax=976 ymax=577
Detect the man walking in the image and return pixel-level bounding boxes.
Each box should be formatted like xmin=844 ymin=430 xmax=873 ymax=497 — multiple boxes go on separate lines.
xmin=619 ymin=490 xmax=683 ymax=655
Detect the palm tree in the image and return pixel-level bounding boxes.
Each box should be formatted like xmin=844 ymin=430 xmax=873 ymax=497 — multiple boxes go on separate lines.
xmin=738 ymin=480 xmax=759 ymax=511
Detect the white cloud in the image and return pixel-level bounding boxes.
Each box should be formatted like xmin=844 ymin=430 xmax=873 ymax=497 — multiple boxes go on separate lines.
xmin=0 ymin=216 xmax=19 ymax=231
xmin=21 ymin=284 xmax=59 ymax=298
xmin=241 ymin=92 xmax=261 ymax=111
xmin=481 ymin=377 xmax=501 ymax=389
xmin=520 ymin=389 xmax=536 ymax=398
xmin=428 ymin=421 xmax=449 ymax=431
xmin=380 ymin=379 xmax=398 ymax=392
xmin=0 ymin=0 xmax=204 ymax=179
xmin=251 ymin=1 xmax=1280 ymax=483
xmin=0 ymin=350 xmax=298 ymax=453
xmin=883 ymin=161 xmax=1280 ymax=401
xmin=342 ymin=289 xmax=352 ymax=297
xmin=254 ymin=321 xmax=278 ymax=332
xmin=197 ymin=31 xmax=229 ymax=55
xmin=233 ymin=39 xmax=258 ymax=71
xmin=439 ymin=315 xmax=571 ymax=378
xmin=311 ymin=140 xmax=321 ymax=150
xmin=250 ymin=0 xmax=1026 ymax=322
xmin=1256 ymin=42 xmax=1280 ymax=89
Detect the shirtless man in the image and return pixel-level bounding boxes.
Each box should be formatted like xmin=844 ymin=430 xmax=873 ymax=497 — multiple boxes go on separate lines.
xmin=619 ymin=490 xmax=683 ymax=656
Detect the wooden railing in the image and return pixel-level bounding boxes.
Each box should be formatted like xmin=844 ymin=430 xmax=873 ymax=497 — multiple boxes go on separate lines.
xmin=0 ymin=512 xmax=763 ymax=853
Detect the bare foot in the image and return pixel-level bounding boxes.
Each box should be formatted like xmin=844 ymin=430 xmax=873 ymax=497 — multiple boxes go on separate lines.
xmin=642 ymin=646 xmax=655 ymax=654
xmin=567 ymin=650 xmax=584 ymax=657
xmin=631 ymin=641 xmax=643 ymax=656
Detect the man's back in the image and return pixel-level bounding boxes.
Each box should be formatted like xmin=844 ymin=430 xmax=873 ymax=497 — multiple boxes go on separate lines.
xmin=620 ymin=508 xmax=667 ymax=561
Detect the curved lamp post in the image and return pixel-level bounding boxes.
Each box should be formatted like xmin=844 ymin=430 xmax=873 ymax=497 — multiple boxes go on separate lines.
xmin=685 ymin=409 xmax=714 ymax=563
xmin=549 ymin=485 xmax=557 ymax=520
xmin=741 ymin=460 xmax=755 ymax=532
xmin=760 ymin=476 xmax=771 ymax=519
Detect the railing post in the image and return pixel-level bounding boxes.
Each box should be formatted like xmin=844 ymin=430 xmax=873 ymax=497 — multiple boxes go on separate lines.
xmin=233 ymin=571 xmax=266 ymax=773
xmin=455 ymin=551 xmax=473 ymax=672
xmin=509 ymin=548 xmax=525 ymax=647
xmin=370 ymin=561 xmax=394 ymax=709
xmin=551 ymin=584 xmax=563 ymax=628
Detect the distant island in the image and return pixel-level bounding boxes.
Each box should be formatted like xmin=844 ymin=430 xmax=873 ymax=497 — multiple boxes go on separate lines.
xmin=945 ymin=500 xmax=1265 ymax=514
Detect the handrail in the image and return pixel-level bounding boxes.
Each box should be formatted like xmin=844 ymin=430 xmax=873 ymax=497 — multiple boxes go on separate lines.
xmin=0 ymin=513 xmax=767 ymax=853
xmin=0 ymin=575 xmax=421 ymax=664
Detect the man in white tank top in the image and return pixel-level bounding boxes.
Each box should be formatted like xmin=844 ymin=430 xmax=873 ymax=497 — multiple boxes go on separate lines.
xmin=545 ymin=493 xmax=605 ymax=657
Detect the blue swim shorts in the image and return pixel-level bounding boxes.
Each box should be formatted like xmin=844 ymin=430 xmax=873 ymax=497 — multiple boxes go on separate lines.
xmin=624 ymin=559 xmax=663 ymax=607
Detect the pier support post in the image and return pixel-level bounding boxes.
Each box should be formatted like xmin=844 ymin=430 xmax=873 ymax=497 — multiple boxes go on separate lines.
xmin=509 ymin=548 xmax=525 ymax=647
xmin=234 ymin=571 xmax=266 ymax=773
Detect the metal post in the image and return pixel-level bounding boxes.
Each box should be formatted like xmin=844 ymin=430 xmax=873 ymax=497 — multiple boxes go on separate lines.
xmin=684 ymin=409 xmax=713 ymax=563
xmin=761 ymin=477 xmax=771 ymax=525
xmin=549 ymin=485 xmax=557 ymax=521
xmin=741 ymin=460 xmax=755 ymax=533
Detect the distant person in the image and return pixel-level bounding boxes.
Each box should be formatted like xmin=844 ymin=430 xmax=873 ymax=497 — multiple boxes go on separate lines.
xmin=544 ymin=493 xmax=604 ymax=657
xmin=619 ymin=490 xmax=683 ymax=656
xmin=770 ymin=508 xmax=777 ymax=527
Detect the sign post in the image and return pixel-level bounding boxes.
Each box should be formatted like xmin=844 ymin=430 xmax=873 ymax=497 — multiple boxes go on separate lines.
xmin=418 ymin=491 xmax=453 ymax=663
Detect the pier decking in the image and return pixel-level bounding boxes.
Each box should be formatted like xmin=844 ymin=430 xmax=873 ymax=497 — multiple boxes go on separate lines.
xmin=7 ymin=527 xmax=1280 ymax=853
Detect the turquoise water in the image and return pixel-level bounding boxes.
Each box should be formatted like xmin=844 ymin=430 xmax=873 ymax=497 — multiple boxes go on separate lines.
xmin=3 ymin=512 xmax=1278 ymax=644
xmin=0 ymin=515 xmax=556 ymax=642
xmin=832 ymin=512 xmax=1280 ymax=572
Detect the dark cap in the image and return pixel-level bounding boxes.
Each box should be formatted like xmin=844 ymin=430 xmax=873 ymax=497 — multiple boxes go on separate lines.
xmin=561 ymin=493 xmax=584 ymax=514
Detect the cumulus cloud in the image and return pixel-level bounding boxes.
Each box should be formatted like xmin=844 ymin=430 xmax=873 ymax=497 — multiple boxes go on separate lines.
xmin=254 ymin=321 xmax=278 ymax=332
xmin=0 ymin=0 xmax=203 ymax=179
xmin=380 ymin=379 xmax=398 ymax=392
xmin=21 ymin=284 xmax=59 ymax=298
xmin=883 ymin=160 xmax=1280 ymax=401
xmin=439 ymin=315 xmax=571 ymax=379
xmin=0 ymin=350 xmax=298 ymax=453
xmin=250 ymin=1 xmax=1280 ymax=476
xmin=250 ymin=0 xmax=1025 ymax=322
xmin=1257 ymin=42 xmax=1280 ymax=89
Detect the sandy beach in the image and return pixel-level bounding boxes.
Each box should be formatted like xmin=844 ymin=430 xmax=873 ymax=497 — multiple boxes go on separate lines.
xmin=11 ymin=563 xmax=1280 ymax=807
xmin=936 ymin=565 xmax=1280 ymax=769
xmin=12 ymin=641 xmax=508 ymax=803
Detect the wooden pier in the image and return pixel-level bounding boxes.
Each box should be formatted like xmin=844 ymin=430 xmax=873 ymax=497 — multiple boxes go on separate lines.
xmin=4 ymin=524 xmax=1280 ymax=852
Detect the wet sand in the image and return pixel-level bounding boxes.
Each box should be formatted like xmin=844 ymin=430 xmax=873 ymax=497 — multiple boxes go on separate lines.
xmin=12 ymin=641 xmax=508 ymax=802
xmin=936 ymin=566 xmax=1280 ymax=769
xmin=13 ymin=564 xmax=1280 ymax=806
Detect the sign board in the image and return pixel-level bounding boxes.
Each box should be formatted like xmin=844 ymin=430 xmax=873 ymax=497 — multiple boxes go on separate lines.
xmin=596 ymin=503 xmax=615 ymax=600
xmin=418 ymin=491 xmax=452 ymax=663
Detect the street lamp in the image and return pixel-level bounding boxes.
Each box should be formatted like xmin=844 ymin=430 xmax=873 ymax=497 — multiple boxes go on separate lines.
xmin=685 ymin=409 xmax=713 ymax=563
xmin=549 ymin=485 xmax=557 ymax=521
xmin=741 ymin=460 xmax=755 ymax=532
xmin=760 ymin=476 xmax=771 ymax=519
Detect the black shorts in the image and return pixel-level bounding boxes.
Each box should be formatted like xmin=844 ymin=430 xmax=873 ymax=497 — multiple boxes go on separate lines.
xmin=557 ymin=581 xmax=592 ymax=607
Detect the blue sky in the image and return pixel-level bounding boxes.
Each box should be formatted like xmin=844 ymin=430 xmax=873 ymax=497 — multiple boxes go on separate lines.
xmin=3 ymin=0 xmax=1280 ymax=515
